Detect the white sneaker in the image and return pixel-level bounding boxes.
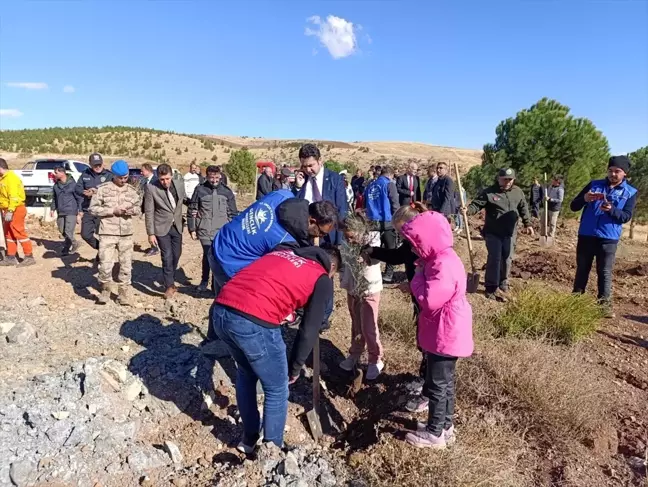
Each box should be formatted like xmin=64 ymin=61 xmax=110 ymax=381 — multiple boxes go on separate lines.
xmin=339 ymin=355 xmax=358 ymax=372
xmin=366 ymin=361 xmax=384 ymax=380
xmin=416 ymin=422 xmax=456 ymax=445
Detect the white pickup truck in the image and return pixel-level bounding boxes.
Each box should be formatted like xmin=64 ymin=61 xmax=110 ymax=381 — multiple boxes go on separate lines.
xmin=17 ymin=158 xmax=89 ymax=206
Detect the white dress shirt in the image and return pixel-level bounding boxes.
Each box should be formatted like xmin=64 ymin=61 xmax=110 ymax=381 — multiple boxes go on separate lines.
xmin=303 ymin=168 xmax=325 ymax=204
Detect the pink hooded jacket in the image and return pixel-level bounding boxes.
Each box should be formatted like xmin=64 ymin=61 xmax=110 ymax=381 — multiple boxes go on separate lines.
xmin=401 ymin=211 xmax=474 ymax=358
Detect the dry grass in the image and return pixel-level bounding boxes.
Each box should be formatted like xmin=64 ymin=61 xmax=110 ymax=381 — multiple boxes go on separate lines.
xmin=369 ymin=287 xmax=616 ymax=486
xmin=492 ymin=287 xmax=603 ymax=344
xmin=469 ymin=339 xmax=610 ymax=444
xmin=358 ymin=417 xmax=530 ymax=487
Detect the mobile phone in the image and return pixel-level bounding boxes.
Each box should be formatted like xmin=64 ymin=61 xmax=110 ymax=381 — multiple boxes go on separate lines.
xmin=589 ymin=192 xmax=605 ymax=201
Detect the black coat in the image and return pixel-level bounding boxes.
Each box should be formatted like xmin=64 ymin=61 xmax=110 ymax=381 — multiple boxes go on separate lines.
xmin=396 ymin=174 xmax=422 ymax=206
xmin=256 ymin=173 xmax=275 ymax=200
xmin=52 ymin=179 xmax=82 ymax=216
xmin=429 ymin=175 xmax=455 ymax=216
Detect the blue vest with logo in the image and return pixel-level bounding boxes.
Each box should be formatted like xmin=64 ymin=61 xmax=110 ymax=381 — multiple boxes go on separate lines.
xmin=364 ymin=176 xmax=393 ymax=222
xmin=213 ymin=190 xmax=296 ymax=278
xmin=578 ymin=179 xmax=637 ymax=241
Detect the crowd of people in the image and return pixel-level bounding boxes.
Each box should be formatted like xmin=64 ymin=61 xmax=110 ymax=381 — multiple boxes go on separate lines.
xmin=0 ymin=147 xmax=639 ymax=452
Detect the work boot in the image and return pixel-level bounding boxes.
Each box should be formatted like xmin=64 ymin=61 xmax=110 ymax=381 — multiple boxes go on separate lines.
xmin=599 ymin=300 xmax=616 ymax=319
xmin=96 ymin=285 xmax=112 ymax=305
xmin=70 ymin=241 xmax=80 ymax=254
xmin=117 ymin=286 xmax=134 ymax=307
xmin=0 ymin=256 xmax=18 ymax=266
xmin=18 ymin=255 xmax=36 ymax=267
xmin=164 ymin=286 xmax=177 ymax=300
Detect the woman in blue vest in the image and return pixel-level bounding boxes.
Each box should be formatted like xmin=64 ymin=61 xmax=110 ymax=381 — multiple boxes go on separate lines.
xmin=571 ymin=156 xmax=638 ymax=318
xmin=364 ymin=166 xmax=400 ymax=283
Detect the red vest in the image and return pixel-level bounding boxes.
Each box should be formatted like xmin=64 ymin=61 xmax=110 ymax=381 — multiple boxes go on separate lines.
xmin=216 ymin=250 xmax=327 ymax=325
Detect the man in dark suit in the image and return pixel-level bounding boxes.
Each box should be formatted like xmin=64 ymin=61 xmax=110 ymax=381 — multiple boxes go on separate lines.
xmin=429 ymin=162 xmax=456 ymax=217
xmin=396 ymin=161 xmax=422 ymax=206
xmin=297 ymin=143 xmax=348 ymax=246
xmin=256 ymin=166 xmax=275 ymax=201
xmin=144 ymin=163 xmax=186 ymax=300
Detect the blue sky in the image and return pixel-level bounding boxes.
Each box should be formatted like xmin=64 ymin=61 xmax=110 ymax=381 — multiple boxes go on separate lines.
xmin=1 ymin=0 xmax=647 ymax=154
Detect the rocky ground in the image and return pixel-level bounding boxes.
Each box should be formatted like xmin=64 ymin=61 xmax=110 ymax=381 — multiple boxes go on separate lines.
xmin=0 ymin=210 xmax=647 ymax=487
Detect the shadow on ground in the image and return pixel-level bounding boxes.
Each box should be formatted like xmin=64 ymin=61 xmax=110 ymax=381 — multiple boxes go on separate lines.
xmin=119 ymin=314 xmax=239 ymax=445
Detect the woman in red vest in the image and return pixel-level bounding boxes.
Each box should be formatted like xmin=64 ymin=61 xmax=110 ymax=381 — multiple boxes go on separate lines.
xmin=212 ymin=246 xmax=340 ymax=452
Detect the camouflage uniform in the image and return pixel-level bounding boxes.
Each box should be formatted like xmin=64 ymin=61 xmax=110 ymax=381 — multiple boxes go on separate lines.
xmin=89 ymin=182 xmax=141 ymax=302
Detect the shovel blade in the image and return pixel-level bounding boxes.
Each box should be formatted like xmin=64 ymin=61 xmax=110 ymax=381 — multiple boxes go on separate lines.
xmin=539 ymin=236 xmax=554 ymax=247
xmin=466 ymin=272 xmax=480 ymax=293
xmin=306 ymin=409 xmax=323 ymax=440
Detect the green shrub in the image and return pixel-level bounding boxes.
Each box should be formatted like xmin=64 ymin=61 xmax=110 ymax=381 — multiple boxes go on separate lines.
xmin=493 ymin=287 xmax=603 ymax=344
xmin=227 ymin=149 xmax=257 ymax=193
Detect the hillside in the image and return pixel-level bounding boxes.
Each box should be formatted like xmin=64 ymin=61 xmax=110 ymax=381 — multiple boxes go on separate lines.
xmin=0 ymin=126 xmax=483 ymax=173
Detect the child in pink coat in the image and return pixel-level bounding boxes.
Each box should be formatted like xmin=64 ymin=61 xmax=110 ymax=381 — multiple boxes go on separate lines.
xmin=396 ymin=209 xmax=474 ymax=449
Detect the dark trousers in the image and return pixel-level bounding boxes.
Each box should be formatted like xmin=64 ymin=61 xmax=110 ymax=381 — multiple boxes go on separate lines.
xmin=484 ymin=233 xmax=516 ymax=292
xmin=381 ymin=228 xmax=397 ymax=276
xmin=207 ymin=255 xmax=233 ymax=341
xmin=531 ymin=202 xmax=540 ymax=219
xmin=157 ymin=225 xmax=183 ymax=289
xmin=201 ymin=243 xmax=211 ymax=284
xmin=80 ymin=212 xmax=99 ymax=250
xmin=573 ymin=235 xmax=618 ymax=301
xmin=424 ymin=353 xmax=458 ymax=436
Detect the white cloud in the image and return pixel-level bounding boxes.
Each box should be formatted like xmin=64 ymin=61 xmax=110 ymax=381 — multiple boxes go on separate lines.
xmin=305 ymin=15 xmax=358 ymax=59
xmin=0 ymin=109 xmax=23 ymax=118
xmin=6 ymin=82 xmax=48 ymax=90
xmin=63 ymin=85 xmax=75 ymax=93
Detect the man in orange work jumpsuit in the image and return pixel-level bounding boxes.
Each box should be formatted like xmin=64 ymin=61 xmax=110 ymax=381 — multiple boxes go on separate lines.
xmin=0 ymin=158 xmax=35 ymax=267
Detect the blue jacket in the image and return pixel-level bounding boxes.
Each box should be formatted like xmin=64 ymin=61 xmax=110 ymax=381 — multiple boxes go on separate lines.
xmin=213 ymin=190 xmax=310 ymax=278
xmin=571 ymin=179 xmax=638 ymax=241
xmin=297 ymin=168 xmax=348 ymax=245
xmin=365 ymin=176 xmax=398 ymax=223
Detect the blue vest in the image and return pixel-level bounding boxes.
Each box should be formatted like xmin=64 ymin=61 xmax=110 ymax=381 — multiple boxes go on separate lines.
xmin=364 ymin=176 xmax=393 ymax=222
xmin=213 ymin=190 xmax=296 ymax=278
xmin=578 ymin=179 xmax=637 ymax=241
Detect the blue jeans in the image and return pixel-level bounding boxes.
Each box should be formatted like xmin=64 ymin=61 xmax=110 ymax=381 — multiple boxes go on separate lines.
xmin=211 ymin=304 xmax=289 ymax=447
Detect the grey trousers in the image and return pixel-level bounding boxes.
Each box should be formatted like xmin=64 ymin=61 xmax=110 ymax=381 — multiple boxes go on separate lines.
xmin=57 ymin=215 xmax=77 ymax=251
xmin=540 ymin=210 xmax=560 ymax=238
xmin=484 ymin=233 xmax=516 ymax=292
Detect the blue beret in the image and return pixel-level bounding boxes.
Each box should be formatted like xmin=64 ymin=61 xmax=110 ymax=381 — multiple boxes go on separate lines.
xmin=111 ymin=160 xmax=129 ymax=177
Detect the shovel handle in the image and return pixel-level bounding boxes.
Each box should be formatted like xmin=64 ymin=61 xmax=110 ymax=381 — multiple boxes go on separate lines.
xmin=453 ymin=163 xmax=477 ymax=274
xmin=313 ymin=336 xmax=321 ymax=417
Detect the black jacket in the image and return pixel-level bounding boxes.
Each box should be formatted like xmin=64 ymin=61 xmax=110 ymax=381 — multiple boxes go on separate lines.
xmin=429 ymin=175 xmax=455 ymax=216
xmin=256 ymin=173 xmax=274 ymax=200
xmin=51 ymin=179 xmax=82 ymax=216
xmin=396 ymin=174 xmax=422 ymax=206
xmin=187 ymin=181 xmax=238 ymax=245
xmin=369 ymin=240 xmax=416 ymax=282
xmin=530 ymin=183 xmax=542 ymax=207
xmin=273 ymin=198 xmax=312 ymax=249
xmin=75 ymin=168 xmax=114 ymax=210
xmin=287 ymin=246 xmax=334 ymax=377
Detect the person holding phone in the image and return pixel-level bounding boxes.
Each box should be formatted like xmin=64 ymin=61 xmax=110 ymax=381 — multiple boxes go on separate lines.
xmin=570 ymin=156 xmax=638 ymax=317
xmin=88 ymin=160 xmax=141 ymax=306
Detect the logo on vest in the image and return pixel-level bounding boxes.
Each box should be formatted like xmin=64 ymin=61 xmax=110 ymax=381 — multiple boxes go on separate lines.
xmin=242 ymin=202 xmax=275 ymax=235
xmin=273 ymin=250 xmax=307 ymax=268
xmin=367 ymin=184 xmax=380 ymax=201
xmin=100 ymin=176 xmax=106 ymax=182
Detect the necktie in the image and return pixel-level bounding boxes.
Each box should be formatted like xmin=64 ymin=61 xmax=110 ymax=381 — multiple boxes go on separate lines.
xmin=167 ymin=189 xmax=176 ymax=210
xmin=409 ymin=176 xmax=414 ymax=192
xmin=312 ymin=178 xmax=322 ymax=202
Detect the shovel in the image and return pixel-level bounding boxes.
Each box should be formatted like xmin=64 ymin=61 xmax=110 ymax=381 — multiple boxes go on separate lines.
xmin=305 ymin=236 xmax=323 ymax=441
xmin=539 ymin=173 xmax=555 ymax=247
xmin=454 ymin=163 xmax=480 ymax=293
